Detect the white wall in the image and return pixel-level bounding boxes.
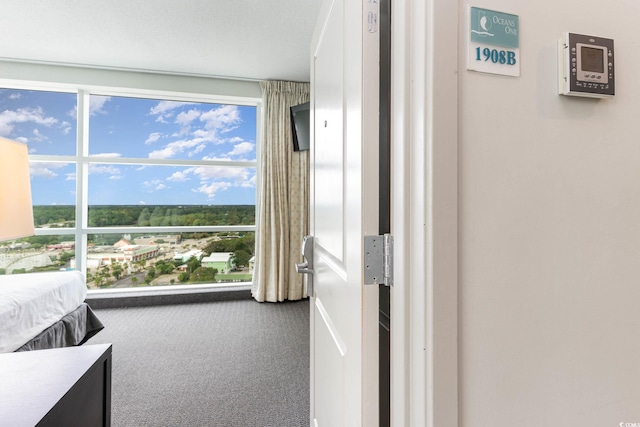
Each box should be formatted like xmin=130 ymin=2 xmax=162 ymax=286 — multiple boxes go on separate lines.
xmin=0 ymin=60 xmax=261 ymax=100
xmin=459 ymin=0 xmax=640 ymax=425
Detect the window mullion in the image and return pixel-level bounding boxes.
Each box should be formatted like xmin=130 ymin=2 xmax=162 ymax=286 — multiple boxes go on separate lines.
xmin=75 ymin=90 xmax=90 ymax=274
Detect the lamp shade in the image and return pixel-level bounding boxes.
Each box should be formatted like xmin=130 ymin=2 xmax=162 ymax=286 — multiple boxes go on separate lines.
xmin=0 ymin=138 xmax=35 ymax=241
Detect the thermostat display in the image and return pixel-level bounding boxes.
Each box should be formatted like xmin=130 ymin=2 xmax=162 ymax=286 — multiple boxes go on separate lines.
xmin=558 ymin=33 xmax=615 ymax=98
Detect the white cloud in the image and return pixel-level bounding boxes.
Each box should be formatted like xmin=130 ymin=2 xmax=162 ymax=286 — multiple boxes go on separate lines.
xmin=191 ymin=128 xmax=220 ymax=143
xmin=149 ymin=101 xmax=194 ymax=124
xmin=31 ymin=168 xmax=57 ymax=179
xmin=60 ymin=121 xmax=72 ymax=135
xmin=66 ymin=173 xmax=76 ymax=181
xmin=145 ymin=132 xmax=162 ymax=144
xmin=145 ymin=105 xmax=248 ymax=160
xmin=200 ymin=105 xmax=240 ymax=133
xmin=228 ymin=141 xmax=255 ymax=156
xmin=68 ymin=96 xmax=112 ymax=119
xmin=193 ymin=181 xmax=232 ymax=199
xmin=191 ymin=144 xmax=206 ymax=155
xmin=32 ymin=128 xmax=47 ymax=142
xmin=88 ymin=164 xmax=121 ymax=177
xmin=191 ymin=165 xmax=252 ymax=182
xmin=90 ymin=96 xmax=111 ymax=116
xmin=175 ymin=109 xmax=201 ymax=126
xmin=0 ymin=107 xmax=58 ymax=137
xmin=147 ymin=137 xmax=207 ymax=159
xmin=91 ymin=152 xmax=122 ymax=158
xmin=138 ymin=201 xmax=147 ymax=205
xmin=166 ymin=165 xmax=255 ymax=198
xmin=201 ymin=155 xmax=231 ymax=161
xmin=142 ymin=179 xmax=168 ymax=191
xmin=149 ymin=101 xmax=193 ymax=116
xmin=167 ymin=170 xmax=190 ymax=182
xmin=30 ymin=162 xmax=68 ymax=179
xmin=148 ymin=146 xmax=178 ymax=159
xmin=239 ymin=174 xmax=257 ymax=188
xmin=9 ymin=93 xmax=21 ymax=100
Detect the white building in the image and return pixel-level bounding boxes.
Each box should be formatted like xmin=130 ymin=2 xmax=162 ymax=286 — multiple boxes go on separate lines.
xmin=173 ymin=249 xmax=203 ymax=263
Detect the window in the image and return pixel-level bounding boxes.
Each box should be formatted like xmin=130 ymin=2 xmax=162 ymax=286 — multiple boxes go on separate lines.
xmin=0 ymin=87 xmax=258 ymax=289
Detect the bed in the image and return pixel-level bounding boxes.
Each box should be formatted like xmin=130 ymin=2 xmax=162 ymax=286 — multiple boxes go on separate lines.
xmin=0 ymin=271 xmax=103 ymax=353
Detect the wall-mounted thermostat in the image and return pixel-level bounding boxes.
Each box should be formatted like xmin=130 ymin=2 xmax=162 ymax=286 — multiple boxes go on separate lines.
xmin=558 ymin=32 xmax=615 ymax=98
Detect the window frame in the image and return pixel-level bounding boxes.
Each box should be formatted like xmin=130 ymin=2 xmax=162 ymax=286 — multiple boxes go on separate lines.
xmin=3 ymin=83 xmax=261 ymax=288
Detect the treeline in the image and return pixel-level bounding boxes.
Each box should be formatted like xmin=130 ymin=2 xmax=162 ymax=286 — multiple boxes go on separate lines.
xmin=32 ymin=205 xmax=255 ymax=227
xmin=33 ymin=205 xmax=75 ymax=227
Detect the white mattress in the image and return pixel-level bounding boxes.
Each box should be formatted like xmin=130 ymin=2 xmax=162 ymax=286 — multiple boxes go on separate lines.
xmin=0 ymin=271 xmax=87 ymax=353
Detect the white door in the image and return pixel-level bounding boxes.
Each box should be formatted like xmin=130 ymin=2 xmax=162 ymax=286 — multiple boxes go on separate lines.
xmin=308 ymin=0 xmax=380 ymax=425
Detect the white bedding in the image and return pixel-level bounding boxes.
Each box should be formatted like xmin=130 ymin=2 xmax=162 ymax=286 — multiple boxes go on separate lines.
xmin=0 ymin=271 xmax=87 ymax=353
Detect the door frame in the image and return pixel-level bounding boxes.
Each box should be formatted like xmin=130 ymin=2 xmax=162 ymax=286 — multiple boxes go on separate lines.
xmin=390 ymin=0 xmax=459 ymax=426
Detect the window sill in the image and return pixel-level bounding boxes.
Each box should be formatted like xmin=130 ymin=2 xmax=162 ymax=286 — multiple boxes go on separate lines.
xmin=86 ymin=282 xmax=252 ymax=309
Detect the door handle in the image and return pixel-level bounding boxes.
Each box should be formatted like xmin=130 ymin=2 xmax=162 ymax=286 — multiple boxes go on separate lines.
xmin=295 ymin=260 xmax=314 ymax=275
xmin=295 ymin=235 xmax=314 ymax=274
xmin=295 ymin=235 xmax=314 ymax=295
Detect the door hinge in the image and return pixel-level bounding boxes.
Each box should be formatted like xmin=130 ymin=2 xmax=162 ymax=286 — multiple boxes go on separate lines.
xmin=364 ymin=234 xmax=394 ymax=286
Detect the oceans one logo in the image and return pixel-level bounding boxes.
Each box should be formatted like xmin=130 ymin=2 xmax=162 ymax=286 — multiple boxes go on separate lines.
xmin=476 ymin=14 xmax=518 ymax=36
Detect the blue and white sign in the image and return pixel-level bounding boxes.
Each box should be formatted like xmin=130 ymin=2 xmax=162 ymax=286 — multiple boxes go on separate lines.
xmin=468 ymin=7 xmax=520 ymax=77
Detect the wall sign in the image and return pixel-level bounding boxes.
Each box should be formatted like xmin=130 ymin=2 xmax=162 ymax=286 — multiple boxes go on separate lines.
xmin=468 ymin=7 xmax=520 ymax=77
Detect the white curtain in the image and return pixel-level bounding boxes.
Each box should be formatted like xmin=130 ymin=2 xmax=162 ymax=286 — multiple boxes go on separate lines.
xmin=252 ymin=81 xmax=310 ymax=302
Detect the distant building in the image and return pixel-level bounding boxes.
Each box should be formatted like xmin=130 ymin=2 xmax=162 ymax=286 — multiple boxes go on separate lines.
xmin=201 ymin=252 xmax=234 ymax=274
xmin=80 ymin=244 xmax=160 ymax=268
xmin=134 ymin=235 xmax=181 ymax=245
xmin=46 ymin=241 xmax=75 ymax=251
xmin=173 ymin=249 xmax=203 ymax=263
xmin=113 ymin=239 xmax=131 ymax=248
xmin=121 ymin=245 xmax=160 ymax=262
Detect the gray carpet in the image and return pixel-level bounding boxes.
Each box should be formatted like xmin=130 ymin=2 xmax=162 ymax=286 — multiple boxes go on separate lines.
xmin=88 ymin=298 xmax=310 ymax=427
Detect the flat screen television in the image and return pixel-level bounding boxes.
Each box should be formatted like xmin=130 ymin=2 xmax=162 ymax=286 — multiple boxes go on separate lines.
xmin=290 ymin=102 xmax=310 ymax=152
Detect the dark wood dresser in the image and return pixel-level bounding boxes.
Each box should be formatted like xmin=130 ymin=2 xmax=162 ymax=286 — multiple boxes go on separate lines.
xmin=0 ymin=343 xmax=112 ymax=427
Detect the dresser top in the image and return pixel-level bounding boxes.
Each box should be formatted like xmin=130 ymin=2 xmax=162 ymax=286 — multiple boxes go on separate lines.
xmin=0 ymin=344 xmax=112 ymax=427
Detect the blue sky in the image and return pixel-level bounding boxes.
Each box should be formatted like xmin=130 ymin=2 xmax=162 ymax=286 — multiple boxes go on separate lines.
xmin=0 ymin=89 xmax=257 ymax=206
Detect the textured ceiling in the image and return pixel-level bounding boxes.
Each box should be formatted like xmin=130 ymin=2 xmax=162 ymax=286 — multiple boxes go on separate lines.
xmin=0 ymin=0 xmax=321 ymax=82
